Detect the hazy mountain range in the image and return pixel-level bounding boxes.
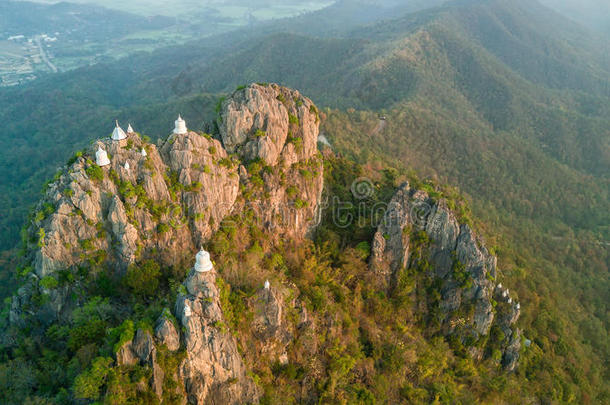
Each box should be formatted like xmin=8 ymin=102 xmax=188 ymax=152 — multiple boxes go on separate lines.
xmin=14 ymin=0 xmax=610 ymax=36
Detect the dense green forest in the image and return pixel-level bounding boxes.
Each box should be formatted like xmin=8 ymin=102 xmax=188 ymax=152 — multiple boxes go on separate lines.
xmin=0 ymin=0 xmax=607 ymax=402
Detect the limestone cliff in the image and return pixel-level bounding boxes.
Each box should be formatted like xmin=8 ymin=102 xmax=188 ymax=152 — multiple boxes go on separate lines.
xmin=175 ymin=269 xmax=259 ymax=404
xmin=370 ymin=183 xmax=521 ymax=370
xmin=10 ymin=83 xmax=323 ymax=404
xmin=219 ymin=85 xmax=319 ymax=167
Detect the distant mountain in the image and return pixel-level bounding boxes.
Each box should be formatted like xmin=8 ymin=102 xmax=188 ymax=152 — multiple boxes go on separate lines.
xmin=0 ymin=1 xmax=172 ymax=38
xmin=177 ymin=0 xmax=610 ymax=176
xmin=540 ymin=0 xmax=610 ymax=36
xmin=255 ymin=0 xmax=447 ymax=37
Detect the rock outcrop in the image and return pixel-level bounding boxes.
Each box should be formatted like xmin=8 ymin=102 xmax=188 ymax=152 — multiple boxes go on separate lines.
xmin=175 ymin=269 xmax=259 ymax=404
xmin=219 ymin=84 xmax=319 ymax=166
xmin=13 ymin=83 xmax=322 ymax=324
xmin=219 ymin=83 xmax=324 ymax=240
xmin=117 ymin=329 xmax=166 ymax=399
xmin=249 ymin=283 xmax=294 ymax=365
xmin=155 ymin=311 xmax=181 ymax=352
xmin=371 ymin=183 xmax=521 ymax=369
xmin=10 ymin=83 xmax=324 ymax=403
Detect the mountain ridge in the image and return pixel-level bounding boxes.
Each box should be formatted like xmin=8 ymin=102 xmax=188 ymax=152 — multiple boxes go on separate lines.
xmin=3 ymin=83 xmax=521 ymax=403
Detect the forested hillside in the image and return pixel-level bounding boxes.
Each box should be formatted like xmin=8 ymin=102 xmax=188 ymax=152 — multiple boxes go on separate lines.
xmin=0 ymin=0 xmax=608 ymax=402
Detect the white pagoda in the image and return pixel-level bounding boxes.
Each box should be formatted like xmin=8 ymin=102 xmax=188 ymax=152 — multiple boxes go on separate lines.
xmin=141 ymin=148 xmax=147 ymax=157
xmin=174 ymin=115 xmax=187 ymax=135
xmin=124 ymin=162 xmax=130 ymax=171
xmin=95 ymin=147 xmax=111 ymax=167
xmin=194 ymin=249 xmax=213 ymax=273
xmin=127 ymin=124 xmax=135 ymax=133
xmin=111 ymin=120 xmax=127 ymax=141
xmin=264 ymin=280 xmax=270 ymax=290
xmin=183 ymin=303 xmax=192 ymax=318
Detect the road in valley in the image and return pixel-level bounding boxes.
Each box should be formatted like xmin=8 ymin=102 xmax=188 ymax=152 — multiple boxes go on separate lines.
xmin=35 ymin=36 xmax=58 ymax=73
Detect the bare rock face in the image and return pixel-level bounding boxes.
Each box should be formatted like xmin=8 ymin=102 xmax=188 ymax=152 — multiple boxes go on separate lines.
xmin=502 ymin=329 xmax=522 ymax=372
xmin=116 ymin=341 xmax=138 ymax=367
xmin=160 ymin=132 xmax=240 ymax=248
xmin=176 ymin=269 xmax=260 ymax=404
xmin=133 ymin=330 xmax=166 ymax=398
xmin=370 ymin=183 xmax=520 ymax=370
xmin=21 ymin=83 xmax=322 ymax=302
xmin=233 ymin=156 xmax=324 ymax=242
xmin=116 ymin=329 xmax=165 ymax=399
xmin=26 ymin=129 xmax=241 ymax=286
xmin=9 ymin=282 xmax=36 ymax=326
xmin=34 ymin=163 xmax=102 ymax=278
xmin=219 ymin=83 xmax=320 ymax=166
xmin=132 ymin=329 xmax=156 ymax=363
xmin=219 ymin=83 xmax=324 ymax=241
xmin=155 ymin=311 xmax=181 ymax=352
xmin=369 ymin=185 xmax=412 ymax=285
xmin=108 ymin=195 xmax=139 ymax=265
xmin=249 ymin=284 xmax=294 ymax=365
xmin=16 ymin=132 xmax=241 ymax=326
xmin=252 ymin=286 xmax=283 ymax=340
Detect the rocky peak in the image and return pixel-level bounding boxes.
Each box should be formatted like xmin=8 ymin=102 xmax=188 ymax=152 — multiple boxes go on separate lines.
xmin=219 ymin=83 xmax=320 ymax=166
xmin=371 ymin=183 xmax=521 ymax=370
xmin=175 ymin=268 xmax=259 ymax=404
xmin=117 ymin=328 xmax=165 ymax=398
xmin=16 ymin=82 xmax=323 ymax=316
xmin=155 ymin=309 xmax=180 ymax=352
xmin=8 ymin=83 xmax=324 ymax=403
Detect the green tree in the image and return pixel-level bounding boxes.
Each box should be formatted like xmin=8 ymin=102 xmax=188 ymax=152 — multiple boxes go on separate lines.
xmin=125 ymin=260 xmax=161 ymax=297
xmin=73 ymin=357 xmax=112 ymax=400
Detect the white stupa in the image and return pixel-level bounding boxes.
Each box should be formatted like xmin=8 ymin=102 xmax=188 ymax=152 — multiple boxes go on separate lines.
xmin=141 ymin=148 xmax=147 ymax=157
xmin=194 ymin=249 xmax=213 ymax=273
xmin=508 ymin=298 xmax=512 ymax=304
xmin=174 ymin=115 xmax=187 ymax=135
xmin=111 ymin=120 xmax=127 ymax=141
xmin=183 ymin=303 xmax=192 ymax=318
xmin=516 ymin=303 xmax=520 ymax=310
xmin=95 ymin=147 xmax=111 ymax=167
xmin=497 ymin=283 xmax=502 ymax=290
xmin=124 ymin=161 xmax=130 ymax=171
xmin=264 ymin=280 xmax=270 ymax=290
xmin=127 ymin=124 xmax=134 ymax=133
